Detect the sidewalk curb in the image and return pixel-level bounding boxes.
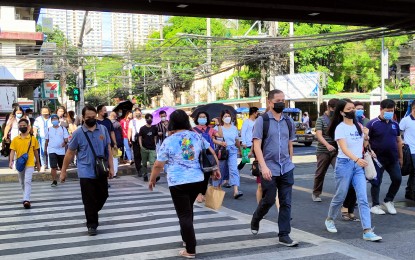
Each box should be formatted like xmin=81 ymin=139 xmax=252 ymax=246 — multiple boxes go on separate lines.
xmin=0 ymin=165 xmax=138 ymax=183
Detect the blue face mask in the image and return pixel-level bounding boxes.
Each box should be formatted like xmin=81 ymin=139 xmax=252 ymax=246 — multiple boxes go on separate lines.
xmin=355 ymin=110 xmax=364 ymax=118
xmin=383 ymin=111 xmax=394 ymax=120
xmin=198 ymin=118 xmax=207 ymax=125
xmin=52 ymin=120 xmax=59 ymax=126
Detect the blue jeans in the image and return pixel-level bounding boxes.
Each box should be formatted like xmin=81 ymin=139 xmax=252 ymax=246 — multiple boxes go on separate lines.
xmin=328 ymin=158 xmax=371 ymax=230
xmin=253 ymin=170 xmax=294 ymax=237
xmin=123 ymin=138 xmax=132 ymax=161
xmin=39 ymin=137 xmax=50 ymax=168
xmin=212 ymin=146 xmax=239 ymax=187
xmin=370 ymin=160 xmax=402 ymax=206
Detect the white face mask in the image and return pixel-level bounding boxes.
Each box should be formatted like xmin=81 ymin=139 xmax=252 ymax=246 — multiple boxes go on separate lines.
xmin=223 ymin=117 xmax=232 ymax=124
xmin=161 ymin=117 xmax=167 ymax=122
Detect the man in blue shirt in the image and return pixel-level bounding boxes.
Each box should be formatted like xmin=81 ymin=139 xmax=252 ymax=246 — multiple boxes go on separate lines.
xmin=60 ymin=105 xmax=114 ymax=236
xmin=367 ymin=99 xmax=403 ymax=215
xmin=250 ymin=89 xmax=298 ymax=247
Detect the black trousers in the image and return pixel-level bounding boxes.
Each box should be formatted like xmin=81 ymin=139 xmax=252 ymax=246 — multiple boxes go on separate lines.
xmin=253 ymin=170 xmax=294 ymax=237
xmin=343 ymin=186 xmax=357 ymax=213
xmin=132 ymin=142 xmax=142 ymax=175
xmin=80 ymin=177 xmax=109 ymax=229
xmin=169 ymin=181 xmax=204 ymax=254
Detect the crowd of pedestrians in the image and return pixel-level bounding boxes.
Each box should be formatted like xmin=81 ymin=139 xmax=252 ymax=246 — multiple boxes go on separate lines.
xmin=3 ymin=94 xmax=415 ymax=259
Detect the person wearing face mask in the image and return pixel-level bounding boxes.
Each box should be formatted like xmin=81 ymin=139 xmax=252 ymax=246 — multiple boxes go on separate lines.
xmin=120 ymin=111 xmax=133 ymax=164
xmin=96 ymin=105 xmax=117 ymax=152
xmin=9 ymin=118 xmax=40 ymax=209
xmin=238 ymin=107 xmax=259 ymax=171
xmin=138 ymin=114 xmax=158 ymax=182
xmin=4 ymin=106 xmax=31 ymax=142
xmin=325 ymin=99 xmax=382 ymax=241
xmin=193 ymin=111 xmax=223 ymax=203
xmin=60 ymin=105 xmax=114 ymax=236
xmin=354 ymin=102 xmax=370 ymax=127
xmin=212 ymin=110 xmax=243 ymax=199
xmin=25 ymin=108 xmax=35 ymax=127
xmin=45 ymin=114 xmax=69 ymax=187
xmin=33 ymin=106 xmax=52 ymax=172
xmin=366 ymin=99 xmax=403 ymax=215
xmin=250 ymin=89 xmax=298 ymax=247
xmin=128 ymin=107 xmax=146 ymax=176
xmin=156 ymin=110 xmax=169 ymax=148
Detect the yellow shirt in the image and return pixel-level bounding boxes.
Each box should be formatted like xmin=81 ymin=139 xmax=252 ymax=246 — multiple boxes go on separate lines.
xmin=10 ymin=134 xmax=40 ymax=167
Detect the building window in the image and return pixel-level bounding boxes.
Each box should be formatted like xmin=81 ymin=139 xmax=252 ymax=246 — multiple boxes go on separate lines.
xmin=16 ymin=45 xmax=39 ymax=55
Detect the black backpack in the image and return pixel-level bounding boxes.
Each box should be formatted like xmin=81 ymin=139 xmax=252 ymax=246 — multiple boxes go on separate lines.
xmin=402 ymin=144 xmax=415 ymax=176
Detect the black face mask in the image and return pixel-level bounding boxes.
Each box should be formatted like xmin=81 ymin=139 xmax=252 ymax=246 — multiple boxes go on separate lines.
xmin=343 ymin=111 xmax=355 ymax=119
xmin=85 ymin=118 xmax=97 ymax=127
xmin=273 ymin=102 xmax=285 ymax=113
xmin=19 ymin=127 xmax=28 ymax=133
xmin=103 ymin=113 xmax=108 ymax=118
xmin=146 ymin=119 xmax=153 ymax=125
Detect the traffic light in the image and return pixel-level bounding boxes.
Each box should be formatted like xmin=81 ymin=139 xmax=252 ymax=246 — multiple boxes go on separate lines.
xmin=73 ymin=88 xmax=80 ymax=102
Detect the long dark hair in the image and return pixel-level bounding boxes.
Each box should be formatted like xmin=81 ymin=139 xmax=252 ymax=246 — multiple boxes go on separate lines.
xmin=327 ymin=99 xmax=362 ymax=139
xmin=168 ymin=109 xmax=192 ymax=131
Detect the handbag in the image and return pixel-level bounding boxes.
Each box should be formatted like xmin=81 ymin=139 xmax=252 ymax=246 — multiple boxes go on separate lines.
xmin=205 ymin=186 xmax=225 ymax=210
xmin=215 ymin=145 xmax=228 ymax=160
xmin=363 ymin=146 xmax=379 ymax=180
xmin=15 ymin=135 xmax=33 ymax=172
xmin=251 ymin=160 xmax=261 ymax=177
xmin=199 ymin=135 xmax=218 ymax=173
xmin=82 ymin=128 xmax=109 ymax=178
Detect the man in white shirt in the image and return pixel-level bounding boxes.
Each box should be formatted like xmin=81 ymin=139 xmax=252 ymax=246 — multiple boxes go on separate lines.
xmin=400 ymin=101 xmax=415 ymax=200
xmin=238 ymin=107 xmax=259 ymax=170
xmin=45 ymin=114 xmax=69 ymax=187
xmin=33 ymin=106 xmax=53 ymax=171
xmin=128 ymin=108 xmax=146 ymax=176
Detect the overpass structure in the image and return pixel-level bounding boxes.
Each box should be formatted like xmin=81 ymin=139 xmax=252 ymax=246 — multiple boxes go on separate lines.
xmin=6 ymin=0 xmax=415 ymax=29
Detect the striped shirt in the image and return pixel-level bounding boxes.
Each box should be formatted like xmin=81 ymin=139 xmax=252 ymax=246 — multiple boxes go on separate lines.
xmin=315 ymin=114 xmax=336 ymax=154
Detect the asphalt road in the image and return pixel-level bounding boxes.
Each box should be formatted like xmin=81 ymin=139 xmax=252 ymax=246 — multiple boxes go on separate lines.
xmin=218 ymin=143 xmax=415 ymax=260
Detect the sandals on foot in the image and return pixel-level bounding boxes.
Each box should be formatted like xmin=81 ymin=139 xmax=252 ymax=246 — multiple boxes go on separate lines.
xmin=196 ymin=194 xmax=204 ymax=203
xmin=179 ymin=249 xmax=195 ymax=259
xmin=341 ymin=212 xmax=360 ymax=221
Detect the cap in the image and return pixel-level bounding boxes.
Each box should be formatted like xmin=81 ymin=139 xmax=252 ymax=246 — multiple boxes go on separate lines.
xmin=50 ymin=114 xmax=59 ymax=120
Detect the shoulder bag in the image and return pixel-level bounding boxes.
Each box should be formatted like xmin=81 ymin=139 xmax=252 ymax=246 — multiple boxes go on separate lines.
xmin=15 ymin=135 xmax=33 ymax=172
xmin=363 ymin=146 xmax=381 ymax=180
xmin=199 ymin=134 xmax=218 ymax=173
xmin=82 ymin=126 xmax=109 ymax=178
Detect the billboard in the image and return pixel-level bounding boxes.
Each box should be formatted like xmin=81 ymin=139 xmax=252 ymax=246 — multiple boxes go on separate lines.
xmin=274 ymin=72 xmax=320 ymax=100
xmin=41 ymin=80 xmax=61 ymax=99
xmin=0 ymin=87 xmax=17 ymax=113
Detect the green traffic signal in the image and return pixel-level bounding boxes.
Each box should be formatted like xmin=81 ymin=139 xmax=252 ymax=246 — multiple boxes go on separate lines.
xmin=73 ymin=88 xmax=80 ymax=102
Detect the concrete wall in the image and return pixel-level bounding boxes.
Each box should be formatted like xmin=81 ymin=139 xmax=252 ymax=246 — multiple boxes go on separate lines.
xmin=0 ymin=7 xmax=36 ymax=32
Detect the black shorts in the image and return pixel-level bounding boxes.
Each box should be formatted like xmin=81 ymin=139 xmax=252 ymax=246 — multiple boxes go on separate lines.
xmin=49 ymin=153 xmax=64 ymax=169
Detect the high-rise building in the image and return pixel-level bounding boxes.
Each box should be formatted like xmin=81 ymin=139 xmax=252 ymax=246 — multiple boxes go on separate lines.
xmin=41 ymin=9 xmax=162 ymax=54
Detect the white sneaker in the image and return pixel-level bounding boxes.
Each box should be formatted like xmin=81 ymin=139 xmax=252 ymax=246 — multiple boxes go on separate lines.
xmin=312 ymin=194 xmax=322 ymax=202
xmin=382 ymin=201 xmax=397 ymax=215
xmin=370 ymin=205 xmax=386 ymax=215
xmin=325 ymin=219 xmax=337 ymax=233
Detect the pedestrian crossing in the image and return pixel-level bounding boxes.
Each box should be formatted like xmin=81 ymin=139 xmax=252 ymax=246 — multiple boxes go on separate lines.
xmin=0 ymin=176 xmax=391 ymax=260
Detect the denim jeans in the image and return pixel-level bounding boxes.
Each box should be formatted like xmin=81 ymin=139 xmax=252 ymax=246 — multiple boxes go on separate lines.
xmin=212 ymin=146 xmax=239 ymax=187
xmin=370 ymin=160 xmax=402 ymax=206
xmin=328 ymin=158 xmax=371 ymax=230
xmin=123 ymin=138 xmax=132 ymax=161
xmin=39 ymin=137 xmax=50 ymax=168
xmin=252 ymin=169 xmax=294 ymax=237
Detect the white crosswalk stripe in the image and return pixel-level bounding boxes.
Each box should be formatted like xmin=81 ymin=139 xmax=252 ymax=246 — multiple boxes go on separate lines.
xmin=0 ymin=176 xmax=284 ymax=260
xmin=0 ymin=176 xmax=392 ymax=260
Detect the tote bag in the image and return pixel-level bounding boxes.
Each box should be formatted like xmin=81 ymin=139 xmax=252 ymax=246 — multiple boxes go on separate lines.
xmin=205 ymin=186 xmax=225 ymax=210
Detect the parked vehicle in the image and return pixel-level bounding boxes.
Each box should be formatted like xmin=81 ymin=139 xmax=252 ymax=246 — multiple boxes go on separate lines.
xmin=283 ymin=108 xmax=315 ymax=147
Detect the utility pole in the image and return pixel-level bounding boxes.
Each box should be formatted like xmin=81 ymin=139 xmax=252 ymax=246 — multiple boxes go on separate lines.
xmin=77 ymin=11 xmax=88 ymax=116
xmin=268 ymin=21 xmax=278 ymax=96
xmin=159 ymin=15 xmax=164 ymax=40
xmin=206 ymin=18 xmax=213 ymax=102
xmin=381 ymin=37 xmax=388 ymax=101
xmin=289 ymin=22 xmax=294 ymax=74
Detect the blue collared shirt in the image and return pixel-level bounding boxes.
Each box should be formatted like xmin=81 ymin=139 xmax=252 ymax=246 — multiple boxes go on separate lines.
xmin=252 ymin=111 xmax=296 ymax=176
xmin=68 ymin=124 xmax=111 ymax=179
